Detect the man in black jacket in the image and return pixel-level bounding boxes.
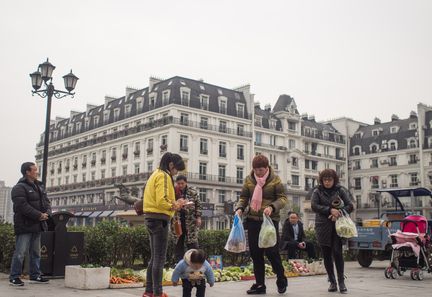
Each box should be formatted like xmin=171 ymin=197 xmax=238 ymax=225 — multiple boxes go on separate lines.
xmin=281 ymin=212 xmax=316 ymax=259
xmin=9 ymin=162 xmax=51 ymax=286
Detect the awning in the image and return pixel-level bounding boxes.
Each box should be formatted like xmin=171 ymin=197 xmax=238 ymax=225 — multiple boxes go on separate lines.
xmin=89 ymin=211 xmax=103 ymax=218
xmin=109 ymin=211 xmax=123 ymax=217
xmin=81 ymin=211 xmax=93 ymax=217
xmin=98 ymin=210 xmax=114 ymax=218
xmin=73 ymin=212 xmax=83 ymax=217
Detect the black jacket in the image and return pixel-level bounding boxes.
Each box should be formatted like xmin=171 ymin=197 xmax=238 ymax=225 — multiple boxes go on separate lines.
xmin=11 ymin=178 xmax=51 ymax=235
xmin=282 ymin=220 xmax=305 ymax=243
xmin=311 ymin=184 xmax=354 ymax=247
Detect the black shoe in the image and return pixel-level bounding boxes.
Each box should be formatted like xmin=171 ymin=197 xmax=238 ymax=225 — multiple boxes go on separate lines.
xmin=247 ymin=284 xmax=267 ymax=295
xmin=30 ymin=276 xmax=49 ymax=284
xmin=338 ymin=280 xmax=347 ymax=294
xmin=328 ymin=282 xmax=337 ymax=292
xmin=9 ymin=278 xmax=24 ymax=286
xmin=276 ymin=278 xmax=288 ymax=294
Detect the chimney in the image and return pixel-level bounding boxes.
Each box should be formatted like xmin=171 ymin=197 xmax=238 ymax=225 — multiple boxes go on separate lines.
xmin=86 ymin=104 xmax=98 ymax=114
xmin=70 ymin=110 xmax=80 ymax=119
xmin=104 ymin=95 xmax=117 ymax=107
xmin=308 ymin=115 xmax=316 ymax=122
xmin=301 ymin=113 xmax=308 ymax=120
xmin=149 ymin=76 xmax=162 ymax=91
xmin=409 ymin=111 xmax=417 ymax=118
xmin=126 ymin=86 xmax=138 ymax=99
xmin=391 ymin=114 xmax=399 ymax=122
xmin=374 ymin=117 xmax=381 ymax=125
xmin=55 ymin=116 xmax=66 ymax=122
xmin=264 ymin=104 xmax=271 ymax=111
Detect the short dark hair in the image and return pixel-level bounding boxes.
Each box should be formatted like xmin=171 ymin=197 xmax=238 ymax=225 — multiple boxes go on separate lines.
xmin=21 ymin=162 xmax=36 ymax=176
xmin=159 ymin=153 xmax=185 ymax=172
xmin=288 ymin=211 xmax=299 ymax=217
xmin=252 ymin=154 xmax=269 ymax=169
xmin=190 ymin=249 xmax=206 ymax=264
xmin=176 ymin=175 xmax=188 ymax=182
xmin=319 ymin=169 xmax=339 ymax=186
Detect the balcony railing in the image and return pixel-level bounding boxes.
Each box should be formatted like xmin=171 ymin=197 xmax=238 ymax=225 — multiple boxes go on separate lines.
xmin=302 ymin=130 xmax=346 ymax=144
xmin=255 ymin=142 xmax=287 ymax=151
xmin=36 ymin=116 xmax=253 ymax=160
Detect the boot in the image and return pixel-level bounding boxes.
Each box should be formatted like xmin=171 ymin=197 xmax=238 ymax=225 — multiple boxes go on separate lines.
xmin=338 ymin=278 xmax=347 ymax=294
xmin=328 ymin=275 xmax=337 ymax=293
xmin=276 ymin=277 xmax=288 ymax=294
xmin=247 ymin=284 xmax=267 ymax=295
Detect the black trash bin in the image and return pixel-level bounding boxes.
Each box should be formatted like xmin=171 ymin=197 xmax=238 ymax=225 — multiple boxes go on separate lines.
xmin=40 ymin=211 xmax=84 ymax=277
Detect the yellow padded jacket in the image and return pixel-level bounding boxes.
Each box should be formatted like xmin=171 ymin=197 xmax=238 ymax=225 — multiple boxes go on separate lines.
xmin=143 ymin=169 xmax=175 ymax=221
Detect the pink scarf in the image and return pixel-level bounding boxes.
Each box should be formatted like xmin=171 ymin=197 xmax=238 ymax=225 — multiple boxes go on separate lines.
xmin=250 ymin=169 xmax=270 ymax=212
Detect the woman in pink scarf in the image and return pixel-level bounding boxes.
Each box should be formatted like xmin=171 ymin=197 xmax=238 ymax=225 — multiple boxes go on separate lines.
xmin=235 ymin=155 xmax=288 ymax=295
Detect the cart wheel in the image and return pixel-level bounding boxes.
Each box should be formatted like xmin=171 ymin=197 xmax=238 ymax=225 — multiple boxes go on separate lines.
xmin=390 ymin=268 xmax=398 ymax=279
xmin=410 ymin=270 xmax=417 ymax=280
xmin=416 ymin=271 xmax=424 ymax=281
xmin=384 ymin=267 xmax=392 ymax=279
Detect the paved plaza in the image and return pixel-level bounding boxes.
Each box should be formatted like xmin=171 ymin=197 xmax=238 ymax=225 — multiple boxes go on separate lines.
xmin=0 ymin=261 xmax=430 ymax=297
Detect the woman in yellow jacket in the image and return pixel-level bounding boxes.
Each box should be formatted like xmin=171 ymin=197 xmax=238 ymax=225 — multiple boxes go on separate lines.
xmin=143 ymin=152 xmax=186 ymax=297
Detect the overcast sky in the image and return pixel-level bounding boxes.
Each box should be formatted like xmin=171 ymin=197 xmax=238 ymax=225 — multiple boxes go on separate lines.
xmin=0 ymin=0 xmax=431 ymax=186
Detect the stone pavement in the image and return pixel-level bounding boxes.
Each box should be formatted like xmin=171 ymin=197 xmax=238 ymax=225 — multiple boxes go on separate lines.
xmin=0 ymin=262 xmax=430 ymax=297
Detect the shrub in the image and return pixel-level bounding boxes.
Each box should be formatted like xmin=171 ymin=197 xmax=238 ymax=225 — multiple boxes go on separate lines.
xmin=0 ymin=222 xmax=15 ymax=272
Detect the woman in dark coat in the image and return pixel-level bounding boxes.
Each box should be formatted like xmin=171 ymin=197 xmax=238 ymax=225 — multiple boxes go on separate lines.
xmin=311 ymin=169 xmax=354 ymax=294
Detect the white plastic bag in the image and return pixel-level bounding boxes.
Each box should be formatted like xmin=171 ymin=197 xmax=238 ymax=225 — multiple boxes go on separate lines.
xmin=335 ymin=210 xmax=358 ymax=238
xmin=225 ymin=214 xmax=247 ymax=253
xmin=258 ymin=214 xmax=277 ymax=248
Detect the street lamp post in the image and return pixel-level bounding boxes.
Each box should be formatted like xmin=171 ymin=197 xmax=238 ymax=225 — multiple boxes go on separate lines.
xmin=30 ymin=58 xmax=79 ymax=186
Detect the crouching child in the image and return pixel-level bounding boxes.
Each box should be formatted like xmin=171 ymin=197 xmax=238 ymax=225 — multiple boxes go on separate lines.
xmin=172 ymin=249 xmax=215 ymax=297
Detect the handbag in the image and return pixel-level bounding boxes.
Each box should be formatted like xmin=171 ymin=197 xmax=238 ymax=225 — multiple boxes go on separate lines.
xmin=134 ymin=199 xmax=144 ymax=216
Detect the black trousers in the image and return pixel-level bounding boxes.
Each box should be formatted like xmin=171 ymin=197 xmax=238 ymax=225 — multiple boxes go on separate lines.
xmin=286 ymin=241 xmax=316 ymax=259
xmin=247 ymin=219 xmax=286 ymax=286
xmin=182 ymin=279 xmax=206 ymax=297
xmin=320 ymin=229 xmax=344 ymax=282
xmin=175 ymin=221 xmax=199 ymax=262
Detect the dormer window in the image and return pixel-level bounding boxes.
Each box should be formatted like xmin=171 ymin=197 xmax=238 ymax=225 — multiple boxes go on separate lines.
xmin=236 ymin=103 xmax=245 ymax=118
xmin=162 ymin=91 xmax=170 ymax=105
xmin=103 ymin=110 xmax=110 ymax=123
xmin=370 ymin=143 xmax=379 ymax=153
xmin=353 ymin=146 xmax=361 ymax=156
xmin=200 ymin=95 xmax=209 ymax=110
xmin=84 ymin=118 xmax=90 ymax=130
xmin=68 ymin=125 xmax=73 ymax=135
xmin=113 ymin=109 xmax=120 ymax=121
xmin=136 ymin=97 xmax=144 ymax=112
xmin=125 ymin=104 xmax=131 ymax=117
xmin=270 ymin=119 xmax=277 ymax=130
xmin=181 ymin=90 xmax=190 ymax=106
xmin=255 ymin=116 xmax=262 ymax=127
xmin=354 ymin=132 xmax=363 ymax=139
xmin=93 ymin=116 xmax=100 ymax=127
xmin=149 ymin=94 xmax=156 ymax=109
xmin=389 ymin=140 xmax=397 ymax=151
xmin=390 ymin=126 xmax=399 ymax=134
xmin=76 ymin=122 xmax=81 ymax=132
xmin=409 ymin=122 xmax=417 ymax=130
xmin=219 ymin=98 xmax=227 ymax=114
xmin=372 ymin=129 xmax=380 ymax=136
xmin=408 ymin=138 xmax=417 ymax=148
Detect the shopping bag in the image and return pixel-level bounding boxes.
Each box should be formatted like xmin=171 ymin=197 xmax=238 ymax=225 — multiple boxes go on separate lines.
xmin=224 ymin=214 xmax=247 ymax=253
xmin=335 ymin=210 xmax=358 ymax=238
xmin=258 ymin=214 xmax=277 ymax=248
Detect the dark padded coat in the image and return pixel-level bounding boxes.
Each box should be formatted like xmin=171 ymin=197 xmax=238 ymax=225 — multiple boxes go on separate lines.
xmin=311 ymin=185 xmax=354 ymax=247
xmin=11 ymin=178 xmax=51 ymax=235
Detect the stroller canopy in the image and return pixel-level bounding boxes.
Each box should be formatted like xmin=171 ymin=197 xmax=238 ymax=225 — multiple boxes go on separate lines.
xmin=402 ymin=215 xmax=428 ymax=234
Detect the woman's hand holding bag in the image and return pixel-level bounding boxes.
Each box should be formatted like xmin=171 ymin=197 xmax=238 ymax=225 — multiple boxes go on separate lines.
xmin=335 ymin=210 xmax=358 ymax=238
xmin=258 ymin=213 xmax=277 ymax=248
xmin=225 ymin=214 xmax=247 ymax=253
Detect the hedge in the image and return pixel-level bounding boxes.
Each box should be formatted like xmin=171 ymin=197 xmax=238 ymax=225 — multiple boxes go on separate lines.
xmin=0 ymin=222 xmax=15 ymax=272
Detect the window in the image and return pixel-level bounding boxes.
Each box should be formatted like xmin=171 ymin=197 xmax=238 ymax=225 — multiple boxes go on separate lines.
xmin=291 ymin=157 xmax=298 ymax=167
xmin=410 ymin=173 xmax=419 ymax=186
xmin=91 ymin=172 xmax=96 ymax=181
xmin=218 ymin=190 xmax=226 ymax=203
xmin=147 ymin=139 xmax=154 ymax=155
xmin=288 ymin=121 xmax=296 ymax=131
xmin=236 ymin=104 xmax=245 ymax=118
xmin=237 ymin=124 xmax=244 ymax=136
xmin=255 ymin=116 xmax=262 ymax=127
xmin=291 ymin=175 xmax=300 ymax=186
xmin=237 ymin=145 xmax=244 ymax=160
xmin=305 ymin=159 xmax=310 ymax=169
xmin=219 ymin=99 xmax=227 ymax=114
xmin=289 ymin=139 xmax=296 ymax=149
xmin=82 ymin=173 xmax=87 ymax=182
xmin=218 ymin=165 xmax=226 ymax=182
xmin=389 ymin=141 xmax=397 ymax=151
xmin=201 ymin=95 xmax=209 ymax=110
xmin=236 ymin=167 xmax=244 ymax=184
xmin=408 ymin=139 xmax=417 ymax=148
xmin=353 ymin=146 xmax=361 ymax=155
xmin=219 ymin=121 xmax=227 ymax=133
xmin=73 ymin=175 xmax=77 ymax=183
xmin=270 ymin=120 xmax=277 ymax=130
xmin=147 ymin=162 xmax=153 ymax=172
xmin=371 ymin=144 xmax=378 ymax=153
xmin=113 ymin=109 xmax=120 ymax=121
xmin=354 ymin=160 xmax=361 ymax=170
xmin=311 ymin=160 xmax=318 ymax=171
xmin=125 ymin=105 xmax=131 ymax=117
xmin=122 ymin=145 xmax=128 ymax=160
xmin=409 ymin=154 xmax=417 ymax=164
xmin=389 ymin=156 xmax=397 ymax=166
xmin=136 ymin=99 xmax=144 ymax=112
xmin=255 ymin=132 xmax=262 ymax=144
xmin=200 ymin=117 xmax=208 ymax=129
xmin=65 ymin=176 xmax=69 ymax=185
xmin=236 ymin=191 xmax=241 ymax=202
xmin=217 ymin=221 xmax=227 ymax=230
xmin=219 ymin=142 xmax=227 ymax=158
xmin=149 ymin=95 xmax=156 ymax=108
xmin=161 ymin=135 xmax=168 ymax=147
xmin=371 ymin=176 xmax=379 ymax=189
xmin=180 ymin=135 xmax=188 ymax=152
xmin=372 ymin=129 xmax=380 ymax=136
xmin=82 ymin=155 xmax=87 ymax=168
xmin=68 ymin=125 xmax=73 ymax=135
xmin=390 ymin=126 xmax=398 ymax=134
xmin=162 ymin=91 xmax=170 ymax=105
xmin=354 ymin=178 xmax=361 ymax=190
xmin=390 ymin=175 xmax=398 ymax=188
xmin=200 ymin=139 xmax=208 ymax=155
xmin=181 ymin=91 xmax=189 ymax=106
xmin=199 ymin=188 xmax=207 ymax=202
xmin=270 ymin=135 xmax=276 ymax=146
xmin=336 ymin=164 xmax=342 ymax=177
xmin=134 ymin=142 xmax=141 ymax=157
xmin=101 ymin=169 xmax=105 ymax=179
xmin=409 ymin=122 xmax=417 ymax=130
xmin=122 ymin=166 xmax=128 ymax=176
xmin=199 ymin=162 xmax=207 ymax=180
xmin=180 ymin=113 xmax=189 ymax=126
xmin=371 ymin=158 xmax=378 ymax=168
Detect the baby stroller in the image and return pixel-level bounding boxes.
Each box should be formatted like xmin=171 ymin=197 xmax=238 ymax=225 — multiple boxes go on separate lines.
xmin=385 ymin=215 xmax=432 ymax=280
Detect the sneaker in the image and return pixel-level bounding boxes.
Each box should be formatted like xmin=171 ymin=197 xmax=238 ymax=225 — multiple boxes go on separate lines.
xmin=29 ymin=276 xmax=49 ymax=284
xmin=276 ymin=278 xmax=288 ymax=294
xmin=247 ymin=284 xmax=267 ymax=295
xmin=9 ymin=278 xmax=24 ymax=286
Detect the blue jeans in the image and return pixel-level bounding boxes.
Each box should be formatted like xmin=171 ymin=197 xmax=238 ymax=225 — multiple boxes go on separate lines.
xmin=9 ymin=233 xmax=42 ymax=280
